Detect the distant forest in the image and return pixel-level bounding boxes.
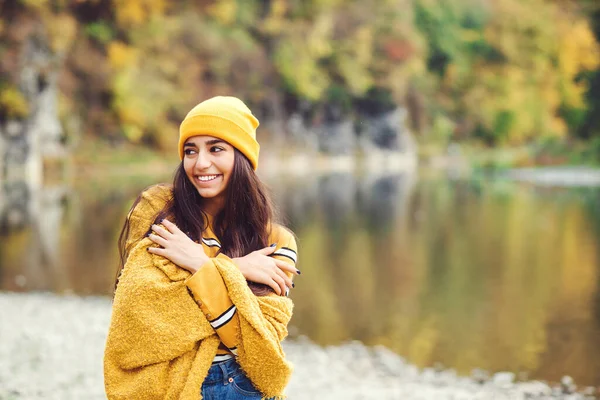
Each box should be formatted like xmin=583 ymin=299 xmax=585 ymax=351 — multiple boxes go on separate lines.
xmin=0 ymin=0 xmax=599 ymax=156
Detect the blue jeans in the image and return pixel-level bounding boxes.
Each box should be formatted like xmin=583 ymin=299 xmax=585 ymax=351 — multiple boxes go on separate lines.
xmin=201 ymin=358 xmax=271 ymax=399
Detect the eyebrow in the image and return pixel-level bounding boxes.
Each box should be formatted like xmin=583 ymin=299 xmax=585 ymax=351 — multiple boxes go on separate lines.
xmin=206 ymin=139 xmax=226 ymax=145
xmin=184 ymin=139 xmax=226 ymax=148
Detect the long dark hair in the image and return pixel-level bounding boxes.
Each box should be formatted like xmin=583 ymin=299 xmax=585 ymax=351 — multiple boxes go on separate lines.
xmin=116 ymin=150 xmax=277 ymax=295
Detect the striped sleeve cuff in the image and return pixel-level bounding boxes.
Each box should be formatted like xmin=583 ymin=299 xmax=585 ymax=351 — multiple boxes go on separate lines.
xmin=272 ymin=247 xmax=297 ymax=264
xmin=185 ymin=259 xmax=240 ymax=349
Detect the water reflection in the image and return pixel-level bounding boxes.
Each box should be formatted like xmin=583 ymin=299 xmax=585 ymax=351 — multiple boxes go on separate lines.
xmin=0 ymin=171 xmax=599 ymax=386
xmin=0 ymin=182 xmax=69 ymax=291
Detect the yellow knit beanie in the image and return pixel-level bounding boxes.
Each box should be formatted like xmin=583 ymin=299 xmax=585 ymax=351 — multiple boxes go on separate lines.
xmin=178 ymin=96 xmax=260 ymax=170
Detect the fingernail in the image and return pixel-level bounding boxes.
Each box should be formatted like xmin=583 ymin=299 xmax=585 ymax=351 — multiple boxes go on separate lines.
xmin=292 ymin=283 xmax=295 ymax=288
xmin=296 ymin=269 xmax=301 ymax=274
xmin=270 ymin=243 xmax=277 ymax=247
xmin=146 ymin=247 xmax=150 ymax=251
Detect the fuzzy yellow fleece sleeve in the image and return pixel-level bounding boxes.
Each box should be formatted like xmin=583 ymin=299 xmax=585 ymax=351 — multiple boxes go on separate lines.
xmin=212 ymin=256 xmax=294 ymax=398
xmin=123 ymin=184 xmax=172 ymax=250
xmin=186 ymin=225 xmax=296 ymax=398
xmin=185 ymin=226 xmax=297 ymax=353
xmin=104 ymin=237 xmax=219 ymax=400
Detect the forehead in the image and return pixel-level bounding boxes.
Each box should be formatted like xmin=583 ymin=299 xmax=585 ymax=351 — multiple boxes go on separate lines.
xmin=184 ymin=135 xmax=231 ymax=147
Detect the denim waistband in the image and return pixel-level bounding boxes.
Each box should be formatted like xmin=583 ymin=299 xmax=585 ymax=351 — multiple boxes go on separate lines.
xmin=203 ymin=358 xmax=243 ymax=385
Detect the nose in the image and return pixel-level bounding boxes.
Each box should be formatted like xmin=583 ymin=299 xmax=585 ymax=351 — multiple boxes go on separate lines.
xmin=194 ymin=150 xmax=212 ymax=170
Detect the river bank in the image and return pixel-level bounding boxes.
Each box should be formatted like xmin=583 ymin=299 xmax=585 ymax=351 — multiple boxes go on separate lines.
xmin=0 ymin=292 xmax=596 ymax=399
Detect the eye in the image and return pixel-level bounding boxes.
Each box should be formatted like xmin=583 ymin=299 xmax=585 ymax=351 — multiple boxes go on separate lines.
xmin=184 ymin=148 xmax=197 ymax=156
xmin=210 ymin=146 xmax=225 ymax=153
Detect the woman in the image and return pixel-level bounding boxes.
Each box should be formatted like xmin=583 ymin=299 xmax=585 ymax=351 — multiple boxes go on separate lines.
xmin=104 ymin=96 xmax=300 ymax=400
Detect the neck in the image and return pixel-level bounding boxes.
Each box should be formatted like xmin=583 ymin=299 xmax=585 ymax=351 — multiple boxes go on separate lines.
xmin=203 ymin=196 xmax=224 ymax=218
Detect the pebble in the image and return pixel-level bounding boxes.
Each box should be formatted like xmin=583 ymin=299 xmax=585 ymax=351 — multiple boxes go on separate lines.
xmin=493 ymin=372 xmax=516 ymax=387
xmin=0 ymin=292 xmax=595 ymax=400
xmin=562 ymin=376 xmax=577 ymax=394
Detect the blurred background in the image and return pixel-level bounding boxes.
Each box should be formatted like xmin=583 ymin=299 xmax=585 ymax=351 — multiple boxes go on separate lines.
xmin=1 ymin=0 xmax=599 ymax=389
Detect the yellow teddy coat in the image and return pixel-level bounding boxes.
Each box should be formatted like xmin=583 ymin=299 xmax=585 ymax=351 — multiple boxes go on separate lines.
xmin=104 ymin=185 xmax=297 ymax=399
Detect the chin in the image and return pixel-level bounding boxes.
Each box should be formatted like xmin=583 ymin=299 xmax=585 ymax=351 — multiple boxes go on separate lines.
xmin=196 ymin=189 xmax=222 ymax=199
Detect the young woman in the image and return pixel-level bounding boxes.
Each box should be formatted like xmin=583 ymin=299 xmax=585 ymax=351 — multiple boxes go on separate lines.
xmin=104 ymin=96 xmax=299 ymax=400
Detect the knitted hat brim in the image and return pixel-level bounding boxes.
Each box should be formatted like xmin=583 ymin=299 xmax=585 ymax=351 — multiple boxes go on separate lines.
xmin=179 ymin=114 xmax=260 ymax=170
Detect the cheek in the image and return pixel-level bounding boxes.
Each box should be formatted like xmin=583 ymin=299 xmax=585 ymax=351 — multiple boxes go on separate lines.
xmin=222 ymin=154 xmax=235 ymax=176
xmin=183 ymin=160 xmax=195 ymax=178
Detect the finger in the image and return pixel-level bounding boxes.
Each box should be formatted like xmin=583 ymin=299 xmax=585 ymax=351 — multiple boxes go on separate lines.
xmin=147 ymin=246 xmax=166 ymax=256
xmin=271 ymin=273 xmax=287 ymax=296
xmin=274 ymin=259 xmax=299 ymax=275
xmin=161 ymin=219 xmax=182 ymax=234
xmin=268 ymin=278 xmax=282 ymax=296
xmin=275 ymin=267 xmax=294 ymax=289
xmin=161 ymin=221 xmax=193 ymax=241
xmin=147 ymin=233 xmax=168 ymax=248
xmin=151 ymin=224 xmax=173 ymax=239
xmin=256 ymin=244 xmax=277 ymax=255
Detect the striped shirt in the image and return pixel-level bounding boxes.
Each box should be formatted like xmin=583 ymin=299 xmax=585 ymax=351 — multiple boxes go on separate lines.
xmin=184 ymin=222 xmax=298 ymax=363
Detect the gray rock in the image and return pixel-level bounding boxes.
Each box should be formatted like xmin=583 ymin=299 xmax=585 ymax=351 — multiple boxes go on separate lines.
xmin=0 ymin=292 xmax=595 ymax=400
xmin=316 ymin=118 xmax=356 ymax=155
xmin=561 ymin=376 xmax=577 ymax=394
xmin=471 ymin=368 xmax=490 ymax=384
xmin=359 ymin=108 xmax=408 ymax=151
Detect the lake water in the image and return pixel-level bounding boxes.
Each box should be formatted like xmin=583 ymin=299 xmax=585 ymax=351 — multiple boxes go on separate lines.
xmin=1 ymin=167 xmax=599 ymax=386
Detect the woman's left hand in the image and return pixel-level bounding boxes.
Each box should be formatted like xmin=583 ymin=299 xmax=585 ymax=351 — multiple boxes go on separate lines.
xmin=147 ymin=219 xmax=209 ymax=274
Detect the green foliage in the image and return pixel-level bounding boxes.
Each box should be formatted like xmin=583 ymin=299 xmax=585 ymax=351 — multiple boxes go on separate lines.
xmin=493 ymin=111 xmax=516 ymax=143
xmin=84 ymin=21 xmax=115 ymax=44
xmin=3 ymin=0 xmax=599 ymax=159
xmin=325 ymin=85 xmax=353 ymax=112
xmin=414 ymin=0 xmax=599 ymax=147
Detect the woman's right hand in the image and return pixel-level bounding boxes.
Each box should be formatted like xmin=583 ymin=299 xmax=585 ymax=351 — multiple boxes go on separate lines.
xmin=233 ymin=245 xmax=298 ymax=296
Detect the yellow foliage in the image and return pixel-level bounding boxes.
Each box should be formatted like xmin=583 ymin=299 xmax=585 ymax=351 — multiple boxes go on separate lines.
xmin=108 ymin=18 xmax=200 ymax=149
xmin=206 ymin=0 xmax=237 ymax=25
xmin=11 ymin=0 xmax=600 ymax=148
xmin=20 ymin=0 xmax=49 ymax=12
xmin=262 ymin=0 xmax=287 ymax=34
xmin=338 ymin=55 xmax=373 ymax=95
xmin=307 ymin=13 xmax=334 ymax=58
xmin=113 ymin=0 xmax=168 ymax=28
xmin=273 ymin=12 xmax=335 ymax=100
xmin=45 ymin=13 xmax=78 ymax=53
xmin=122 ymin=123 xmax=144 ymax=143
xmin=335 ymin=25 xmax=374 ymax=95
xmin=557 ymin=19 xmax=600 ymax=108
xmin=459 ymin=28 xmax=481 ymax=43
xmin=108 ymin=41 xmax=138 ymax=71
xmin=354 ymin=26 xmax=373 ymax=67
xmin=452 ymin=0 xmax=600 ymax=141
xmin=275 ymin=40 xmax=330 ymax=100
xmin=116 ymin=99 xmax=145 ymax=127
xmin=0 ymin=87 xmax=29 ymax=118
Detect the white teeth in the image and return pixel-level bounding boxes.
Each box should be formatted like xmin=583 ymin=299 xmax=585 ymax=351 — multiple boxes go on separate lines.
xmin=197 ymin=175 xmax=218 ymax=182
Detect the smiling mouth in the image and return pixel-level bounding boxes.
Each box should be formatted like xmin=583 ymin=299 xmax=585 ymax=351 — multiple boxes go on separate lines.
xmin=195 ymin=174 xmax=221 ymax=182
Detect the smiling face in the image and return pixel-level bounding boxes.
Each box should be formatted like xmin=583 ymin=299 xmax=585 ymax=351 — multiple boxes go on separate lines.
xmin=182 ymin=135 xmax=235 ymax=215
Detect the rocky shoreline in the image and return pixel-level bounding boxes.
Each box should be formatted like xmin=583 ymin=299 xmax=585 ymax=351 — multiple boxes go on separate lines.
xmin=504 ymin=167 xmax=600 ymax=187
xmin=0 ymin=292 xmax=596 ymax=400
